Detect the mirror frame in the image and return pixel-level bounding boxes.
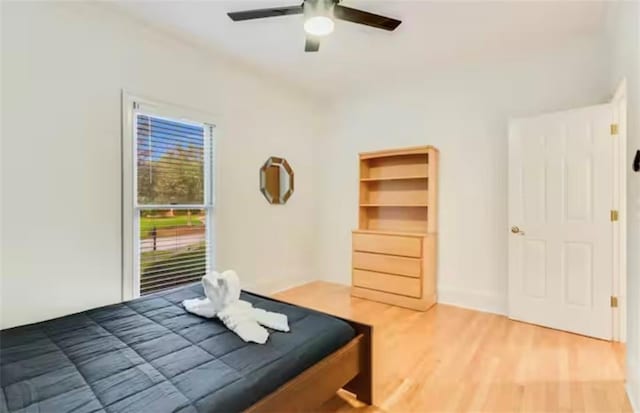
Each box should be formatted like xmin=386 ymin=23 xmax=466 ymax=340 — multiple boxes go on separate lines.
xmin=260 ymin=156 xmax=294 ymax=204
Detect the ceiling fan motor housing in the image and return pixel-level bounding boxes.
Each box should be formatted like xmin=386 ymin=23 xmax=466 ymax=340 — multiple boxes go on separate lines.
xmin=304 ymin=0 xmax=338 ymax=20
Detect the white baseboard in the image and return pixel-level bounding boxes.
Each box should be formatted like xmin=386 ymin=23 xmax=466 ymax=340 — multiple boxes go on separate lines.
xmin=437 ymin=287 xmax=507 ymax=315
xmin=249 ymin=279 xmax=509 ymax=316
xmin=244 ymin=276 xmax=313 ymax=296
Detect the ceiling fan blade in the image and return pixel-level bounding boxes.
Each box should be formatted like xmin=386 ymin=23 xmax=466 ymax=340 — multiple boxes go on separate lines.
xmin=305 ymin=36 xmax=320 ymax=52
xmin=333 ymin=5 xmax=401 ymax=31
xmin=228 ymin=5 xmax=303 ymax=21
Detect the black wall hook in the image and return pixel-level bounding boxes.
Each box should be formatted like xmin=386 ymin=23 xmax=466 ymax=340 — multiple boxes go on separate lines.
xmin=634 ymin=150 xmax=640 ymax=172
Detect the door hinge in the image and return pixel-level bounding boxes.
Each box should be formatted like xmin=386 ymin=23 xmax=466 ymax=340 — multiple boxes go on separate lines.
xmin=611 ymin=210 xmax=619 ymax=222
xmin=611 ymin=123 xmax=619 ymax=135
xmin=611 ymin=296 xmax=619 ymax=308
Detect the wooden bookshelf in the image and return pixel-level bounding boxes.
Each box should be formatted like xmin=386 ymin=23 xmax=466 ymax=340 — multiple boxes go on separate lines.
xmin=352 ymin=146 xmax=439 ymax=311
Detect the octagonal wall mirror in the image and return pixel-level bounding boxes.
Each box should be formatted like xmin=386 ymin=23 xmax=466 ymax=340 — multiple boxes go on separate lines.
xmin=260 ymin=156 xmax=294 ymax=204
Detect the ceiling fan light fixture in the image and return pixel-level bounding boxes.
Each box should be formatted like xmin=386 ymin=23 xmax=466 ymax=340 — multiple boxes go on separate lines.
xmin=227 ymin=0 xmax=402 ymax=52
xmin=304 ymin=16 xmax=334 ymax=36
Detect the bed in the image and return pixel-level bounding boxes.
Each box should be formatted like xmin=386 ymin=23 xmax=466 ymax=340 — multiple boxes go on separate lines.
xmin=0 ymin=283 xmax=373 ymax=413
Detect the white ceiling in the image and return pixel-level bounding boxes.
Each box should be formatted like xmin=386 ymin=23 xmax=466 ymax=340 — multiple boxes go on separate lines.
xmin=112 ymin=1 xmax=608 ymax=97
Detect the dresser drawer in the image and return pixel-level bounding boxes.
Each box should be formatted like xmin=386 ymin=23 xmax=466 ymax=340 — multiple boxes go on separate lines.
xmin=353 ymin=251 xmax=421 ymax=278
xmin=353 ymin=269 xmax=421 ymax=298
xmin=352 ymin=232 xmax=422 ymax=258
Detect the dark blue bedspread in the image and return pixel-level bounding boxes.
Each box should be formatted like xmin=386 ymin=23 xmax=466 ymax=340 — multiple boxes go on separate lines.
xmin=0 ymin=284 xmax=355 ymax=413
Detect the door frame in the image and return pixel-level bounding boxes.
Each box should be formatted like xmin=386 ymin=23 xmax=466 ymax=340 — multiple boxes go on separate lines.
xmin=612 ymin=78 xmax=628 ymax=342
xmin=507 ymin=92 xmax=627 ymax=341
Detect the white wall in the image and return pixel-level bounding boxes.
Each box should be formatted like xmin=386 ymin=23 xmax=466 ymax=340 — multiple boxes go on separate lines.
xmin=606 ymin=1 xmax=640 ymax=410
xmin=315 ymin=35 xmax=611 ymax=315
xmin=0 ymin=2 xmax=321 ymax=329
xmin=0 ymin=1 xmax=626 ymax=334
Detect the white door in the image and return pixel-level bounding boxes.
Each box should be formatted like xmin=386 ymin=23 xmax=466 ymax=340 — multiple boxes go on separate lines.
xmin=508 ymin=104 xmax=614 ymax=340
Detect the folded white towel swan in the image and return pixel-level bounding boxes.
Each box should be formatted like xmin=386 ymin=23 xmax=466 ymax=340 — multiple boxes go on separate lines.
xmin=182 ymin=270 xmax=289 ymax=344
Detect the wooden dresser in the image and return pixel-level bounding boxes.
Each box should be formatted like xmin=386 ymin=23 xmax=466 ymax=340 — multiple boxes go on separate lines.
xmin=351 ymin=146 xmax=438 ymax=311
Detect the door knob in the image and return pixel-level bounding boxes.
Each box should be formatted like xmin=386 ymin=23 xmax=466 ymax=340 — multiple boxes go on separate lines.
xmin=511 ymin=226 xmax=525 ymax=235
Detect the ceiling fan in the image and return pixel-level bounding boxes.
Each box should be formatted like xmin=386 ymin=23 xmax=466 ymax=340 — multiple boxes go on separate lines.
xmin=227 ymin=0 xmax=402 ymax=52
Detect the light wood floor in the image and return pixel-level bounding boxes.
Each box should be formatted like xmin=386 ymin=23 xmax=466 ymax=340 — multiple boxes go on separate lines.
xmin=274 ymin=281 xmax=631 ymax=413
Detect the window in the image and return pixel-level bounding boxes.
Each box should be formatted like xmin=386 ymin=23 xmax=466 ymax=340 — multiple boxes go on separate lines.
xmin=124 ymin=98 xmax=215 ymax=297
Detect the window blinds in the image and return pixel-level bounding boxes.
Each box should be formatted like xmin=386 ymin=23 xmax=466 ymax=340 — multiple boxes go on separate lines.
xmin=135 ymin=114 xmax=213 ymax=295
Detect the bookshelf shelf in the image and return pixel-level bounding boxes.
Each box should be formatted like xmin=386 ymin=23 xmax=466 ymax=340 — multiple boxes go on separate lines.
xmin=359 ymin=175 xmax=428 ymax=182
xmin=359 ymin=203 xmax=428 ymax=208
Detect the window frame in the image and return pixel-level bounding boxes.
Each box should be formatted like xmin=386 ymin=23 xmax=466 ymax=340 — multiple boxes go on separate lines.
xmin=122 ymin=92 xmax=217 ymax=300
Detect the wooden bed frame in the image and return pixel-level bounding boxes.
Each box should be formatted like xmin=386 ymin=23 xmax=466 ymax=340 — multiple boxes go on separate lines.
xmin=246 ymin=312 xmax=374 ymax=412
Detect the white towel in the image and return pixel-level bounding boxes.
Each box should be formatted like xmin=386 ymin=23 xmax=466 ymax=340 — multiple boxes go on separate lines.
xmin=182 ymin=297 xmax=217 ymax=318
xmin=217 ymin=301 xmax=269 ymax=344
xmin=182 ymin=270 xmax=289 ymax=344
